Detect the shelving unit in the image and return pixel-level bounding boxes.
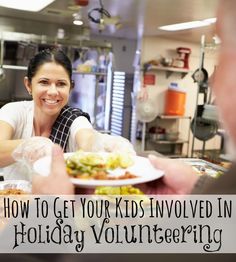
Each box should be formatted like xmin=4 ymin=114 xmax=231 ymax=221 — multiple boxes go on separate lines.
xmin=2 ymin=64 xmax=107 ymax=76
xmin=145 ymin=65 xmax=190 ymax=79
xmin=145 ymin=115 xmax=191 ymax=158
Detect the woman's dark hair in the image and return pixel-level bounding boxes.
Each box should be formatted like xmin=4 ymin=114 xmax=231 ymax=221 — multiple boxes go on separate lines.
xmin=27 ymin=47 xmax=73 ymax=83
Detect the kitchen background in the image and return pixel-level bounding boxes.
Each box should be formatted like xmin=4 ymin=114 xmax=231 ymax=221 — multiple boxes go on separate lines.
xmin=0 ymin=0 xmax=224 ymax=161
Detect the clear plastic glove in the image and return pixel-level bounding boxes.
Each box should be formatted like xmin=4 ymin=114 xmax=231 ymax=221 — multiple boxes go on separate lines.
xmin=91 ymin=132 xmax=136 ymax=155
xmin=12 ymin=137 xmax=53 ymax=167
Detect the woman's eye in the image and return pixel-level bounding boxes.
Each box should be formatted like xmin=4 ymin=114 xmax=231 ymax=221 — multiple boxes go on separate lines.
xmin=39 ymin=80 xmax=49 ymax=85
xmin=57 ymin=82 xmax=67 ymax=87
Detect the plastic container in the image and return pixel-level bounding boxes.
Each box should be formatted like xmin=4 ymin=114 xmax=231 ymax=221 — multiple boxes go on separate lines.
xmin=166 ymin=131 xmax=179 ymax=141
xmin=164 ymin=83 xmax=186 ymax=116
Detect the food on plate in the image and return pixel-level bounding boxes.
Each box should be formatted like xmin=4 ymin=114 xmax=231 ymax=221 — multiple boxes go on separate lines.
xmin=106 ymin=153 xmax=133 ymax=169
xmin=192 ymin=165 xmax=224 ymax=178
xmin=95 ymin=185 xmax=144 ymax=195
xmin=220 ymin=161 xmax=231 ymax=169
xmin=65 ymin=151 xmax=137 ymax=180
xmin=0 ymin=188 xmax=27 ymax=195
xmin=0 ymin=181 xmax=31 ymax=195
xmin=94 ymin=186 xmax=149 ymax=207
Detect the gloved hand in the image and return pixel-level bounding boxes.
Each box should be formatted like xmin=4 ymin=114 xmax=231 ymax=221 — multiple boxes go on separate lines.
xmin=91 ymin=132 xmax=136 ymax=155
xmin=12 ymin=137 xmax=53 ymax=167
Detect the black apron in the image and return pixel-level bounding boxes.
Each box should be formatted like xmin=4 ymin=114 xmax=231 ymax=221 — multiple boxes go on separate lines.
xmin=49 ymin=106 xmax=90 ymax=152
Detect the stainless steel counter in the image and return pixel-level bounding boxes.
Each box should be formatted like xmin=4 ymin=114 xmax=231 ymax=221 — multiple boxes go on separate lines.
xmin=137 ymin=150 xmax=166 ymax=158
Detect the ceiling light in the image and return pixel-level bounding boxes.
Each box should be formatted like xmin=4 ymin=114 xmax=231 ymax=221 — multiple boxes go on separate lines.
xmin=73 ymin=12 xmax=84 ymax=26
xmin=204 ymin=18 xmax=217 ymax=24
xmin=159 ymin=17 xmax=217 ymax=31
xmin=0 ymin=0 xmax=55 ymax=12
xmin=73 ymin=20 xmax=83 ymax=25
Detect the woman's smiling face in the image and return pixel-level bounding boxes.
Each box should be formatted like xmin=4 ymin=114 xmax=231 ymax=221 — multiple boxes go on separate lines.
xmin=25 ymin=62 xmax=71 ymax=117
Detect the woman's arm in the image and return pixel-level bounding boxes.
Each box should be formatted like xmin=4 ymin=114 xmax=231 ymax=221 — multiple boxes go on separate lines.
xmin=75 ymin=128 xmax=136 ymax=154
xmin=0 ymin=120 xmax=22 ymax=167
xmin=73 ymin=117 xmax=135 ymax=153
xmin=75 ymin=128 xmax=96 ymax=151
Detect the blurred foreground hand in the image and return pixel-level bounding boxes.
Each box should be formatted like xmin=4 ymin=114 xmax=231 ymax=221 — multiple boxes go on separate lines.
xmin=32 ymin=144 xmax=74 ymax=195
xmin=137 ymin=155 xmax=199 ymax=195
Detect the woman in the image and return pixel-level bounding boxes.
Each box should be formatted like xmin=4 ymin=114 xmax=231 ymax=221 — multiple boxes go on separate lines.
xmin=0 ymin=48 xmax=134 ymax=180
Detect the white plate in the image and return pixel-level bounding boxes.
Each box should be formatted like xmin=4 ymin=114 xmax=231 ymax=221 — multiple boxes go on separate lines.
xmin=33 ymin=153 xmax=164 ymax=188
xmin=0 ymin=180 xmax=32 ymax=193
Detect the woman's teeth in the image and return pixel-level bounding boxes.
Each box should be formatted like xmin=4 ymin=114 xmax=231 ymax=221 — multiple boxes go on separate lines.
xmin=44 ymin=99 xmax=59 ymax=105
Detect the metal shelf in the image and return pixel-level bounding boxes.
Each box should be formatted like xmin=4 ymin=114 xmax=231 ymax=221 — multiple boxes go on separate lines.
xmin=3 ymin=65 xmax=27 ymax=70
xmin=72 ymin=71 xmax=107 ymax=76
xmin=2 ymin=65 xmax=107 ymax=77
xmin=1 ymin=31 xmax=112 ymax=49
xmin=152 ymin=139 xmax=189 ymax=145
xmin=147 ymin=65 xmax=190 ymax=79
xmin=158 ymin=115 xmax=191 ymax=120
xmin=165 ymin=154 xmax=188 ymax=158
xmin=145 ymin=115 xmax=191 ymax=157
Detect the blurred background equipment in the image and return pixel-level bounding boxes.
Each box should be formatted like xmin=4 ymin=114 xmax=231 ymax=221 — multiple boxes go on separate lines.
xmin=0 ymin=38 xmax=5 ymax=82
xmin=136 ymin=91 xmax=158 ymax=151
xmin=174 ymin=47 xmax=191 ymax=69
xmin=74 ymin=0 xmax=89 ymax=6
xmin=109 ymin=71 xmax=134 ymax=139
xmin=191 ymin=35 xmax=219 ymax=158
xmin=136 ymin=96 xmax=158 ymax=123
xmin=88 ymin=0 xmax=122 ymax=32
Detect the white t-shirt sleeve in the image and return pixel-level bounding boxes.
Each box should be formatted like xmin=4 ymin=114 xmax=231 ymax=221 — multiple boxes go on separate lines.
xmin=71 ymin=116 xmax=93 ymax=135
xmin=0 ymin=101 xmax=33 ymax=139
xmin=0 ymin=102 xmax=19 ymax=129
xmin=67 ymin=116 xmax=93 ymax=152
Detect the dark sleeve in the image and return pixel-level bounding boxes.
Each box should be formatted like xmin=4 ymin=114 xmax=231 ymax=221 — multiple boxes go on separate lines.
xmin=191 ymin=175 xmax=215 ymax=194
xmin=191 ymin=164 xmax=236 ymax=194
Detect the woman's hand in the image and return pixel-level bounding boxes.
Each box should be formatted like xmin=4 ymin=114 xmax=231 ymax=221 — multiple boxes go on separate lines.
xmin=12 ymin=137 xmax=53 ymax=167
xmin=92 ymin=132 xmax=136 ymax=155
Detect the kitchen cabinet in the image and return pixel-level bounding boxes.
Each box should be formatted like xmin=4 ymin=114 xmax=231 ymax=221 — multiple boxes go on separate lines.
xmin=145 ymin=115 xmax=191 ymax=157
